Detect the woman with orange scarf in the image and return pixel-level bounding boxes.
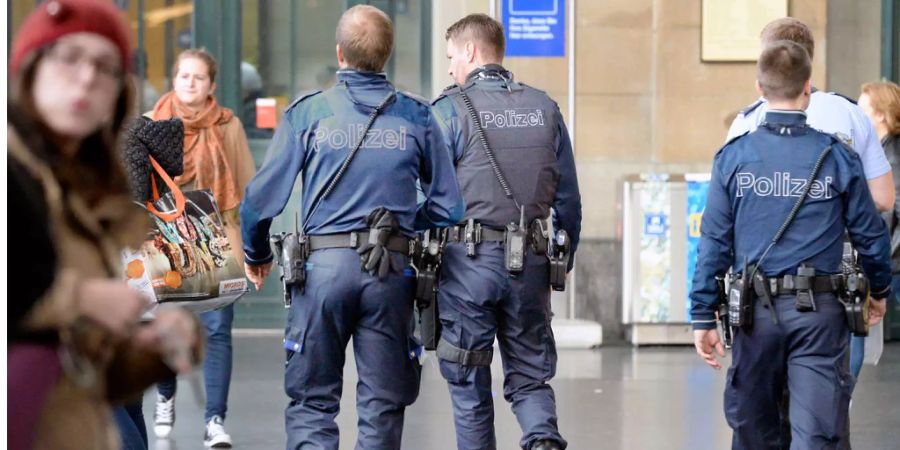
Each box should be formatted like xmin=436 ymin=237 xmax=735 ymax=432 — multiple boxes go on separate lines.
xmin=149 ymin=48 xmax=256 ymax=448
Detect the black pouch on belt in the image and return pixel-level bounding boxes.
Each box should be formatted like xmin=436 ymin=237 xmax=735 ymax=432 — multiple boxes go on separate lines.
xmin=794 ymin=264 xmax=817 ymax=312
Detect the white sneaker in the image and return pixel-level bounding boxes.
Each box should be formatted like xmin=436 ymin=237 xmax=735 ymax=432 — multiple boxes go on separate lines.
xmin=153 ymin=394 xmax=175 ymax=438
xmin=204 ymin=416 xmax=233 ymax=448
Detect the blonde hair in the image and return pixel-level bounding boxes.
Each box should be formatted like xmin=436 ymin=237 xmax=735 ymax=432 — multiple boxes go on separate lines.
xmin=336 ymin=5 xmax=394 ymax=72
xmin=862 ymin=81 xmax=900 ymax=135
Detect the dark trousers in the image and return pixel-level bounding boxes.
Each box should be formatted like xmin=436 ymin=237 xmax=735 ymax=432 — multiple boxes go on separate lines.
xmin=726 ymin=293 xmax=853 ymax=450
xmin=114 ymin=402 xmax=148 ymax=450
xmin=283 ymin=248 xmax=421 ymax=450
xmin=437 ymin=242 xmax=565 ymax=450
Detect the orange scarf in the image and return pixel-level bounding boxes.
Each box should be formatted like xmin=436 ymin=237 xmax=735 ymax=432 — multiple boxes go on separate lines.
xmin=152 ymin=92 xmax=241 ymax=211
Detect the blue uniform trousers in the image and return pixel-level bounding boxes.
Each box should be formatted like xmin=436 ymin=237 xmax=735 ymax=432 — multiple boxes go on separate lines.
xmin=437 ymin=242 xmax=565 ymax=450
xmin=726 ymin=293 xmax=853 ymax=450
xmin=283 ymin=248 xmax=420 ymax=450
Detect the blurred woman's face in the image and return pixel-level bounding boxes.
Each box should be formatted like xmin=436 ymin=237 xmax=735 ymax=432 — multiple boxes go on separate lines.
xmin=858 ymin=93 xmax=883 ymax=128
xmin=31 ymin=33 xmax=123 ymax=142
xmin=173 ymin=57 xmax=215 ymax=108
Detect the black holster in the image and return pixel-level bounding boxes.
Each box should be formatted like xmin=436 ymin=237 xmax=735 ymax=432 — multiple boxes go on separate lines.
xmin=842 ymin=271 xmax=870 ymax=336
xmin=549 ymin=229 xmax=570 ymax=292
xmin=716 ymin=276 xmax=733 ymax=348
xmin=412 ymin=231 xmax=444 ymax=350
xmin=728 ymin=262 xmax=755 ymax=331
xmin=270 ymin=231 xmax=309 ymax=308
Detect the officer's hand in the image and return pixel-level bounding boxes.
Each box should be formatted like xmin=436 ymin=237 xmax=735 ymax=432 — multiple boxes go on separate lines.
xmin=869 ymin=297 xmax=887 ymax=326
xmin=245 ymin=262 xmax=272 ymax=291
xmin=694 ymin=329 xmax=726 ymax=370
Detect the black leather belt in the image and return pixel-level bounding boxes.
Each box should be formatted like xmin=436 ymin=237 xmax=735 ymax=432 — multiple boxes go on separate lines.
xmin=747 ymin=274 xmax=844 ymax=297
xmin=308 ymin=232 xmax=410 ymax=253
xmin=445 ymin=224 xmax=506 ymax=243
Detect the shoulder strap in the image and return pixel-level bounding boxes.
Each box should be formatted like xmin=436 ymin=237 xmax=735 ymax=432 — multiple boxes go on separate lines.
xmin=145 ymin=156 xmax=186 ymax=222
xmin=304 ymin=91 xmax=396 ymax=229
xmin=456 ymin=86 xmax=521 ymax=210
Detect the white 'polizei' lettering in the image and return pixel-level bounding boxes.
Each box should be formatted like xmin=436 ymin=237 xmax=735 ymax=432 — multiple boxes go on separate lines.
xmin=479 ymin=109 xmax=545 ymax=129
xmin=313 ymin=125 xmax=408 ymax=151
xmin=735 ymin=172 xmax=833 ymax=199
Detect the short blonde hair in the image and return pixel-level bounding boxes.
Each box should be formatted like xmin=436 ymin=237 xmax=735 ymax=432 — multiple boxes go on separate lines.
xmin=862 ymin=81 xmax=900 ymax=135
xmin=336 ymin=5 xmax=394 ymax=72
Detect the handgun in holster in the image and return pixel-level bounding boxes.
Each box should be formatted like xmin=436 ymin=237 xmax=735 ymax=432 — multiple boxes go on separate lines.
xmin=412 ymin=229 xmax=444 ymax=350
xmin=716 ymin=276 xmax=733 ymax=349
xmin=269 ymin=216 xmax=309 ymax=308
xmin=840 ymin=244 xmax=870 ymax=336
xmin=728 ymin=259 xmax=755 ymax=331
xmin=549 ymin=229 xmax=571 ymax=292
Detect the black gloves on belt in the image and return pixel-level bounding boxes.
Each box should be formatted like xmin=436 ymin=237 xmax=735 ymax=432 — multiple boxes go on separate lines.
xmin=357 ymin=207 xmax=400 ymax=279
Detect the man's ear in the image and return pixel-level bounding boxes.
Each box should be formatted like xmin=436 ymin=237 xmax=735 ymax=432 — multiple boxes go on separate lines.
xmin=755 ymin=79 xmax=765 ymax=97
xmin=803 ymin=79 xmax=812 ymax=96
xmin=465 ymin=41 xmax=476 ymax=63
xmin=336 ymin=44 xmax=344 ymax=65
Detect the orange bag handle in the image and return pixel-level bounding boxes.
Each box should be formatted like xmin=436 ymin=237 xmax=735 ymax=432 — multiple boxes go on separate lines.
xmin=145 ymin=155 xmax=186 ymax=222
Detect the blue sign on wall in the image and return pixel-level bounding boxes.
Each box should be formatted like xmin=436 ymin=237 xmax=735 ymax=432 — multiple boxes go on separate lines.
xmin=502 ymin=0 xmax=566 ymax=57
xmin=644 ymin=213 xmax=669 ymax=237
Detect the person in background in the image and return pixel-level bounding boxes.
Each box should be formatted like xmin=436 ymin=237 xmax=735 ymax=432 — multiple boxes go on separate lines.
xmin=7 ymin=1 xmax=202 ymax=449
xmin=852 ymin=80 xmax=900 ymax=378
xmin=239 ymin=61 xmax=273 ymax=140
xmin=149 ymin=48 xmax=256 ymax=448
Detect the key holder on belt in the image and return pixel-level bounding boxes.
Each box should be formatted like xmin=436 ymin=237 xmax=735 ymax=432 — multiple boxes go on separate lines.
xmin=733 ymin=145 xmax=834 ymax=330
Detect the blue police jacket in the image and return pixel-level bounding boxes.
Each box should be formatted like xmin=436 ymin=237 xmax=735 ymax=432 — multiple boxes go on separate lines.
xmin=432 ymin=68 xmax=582 ymax=257
xmin=240 ymin=70 xmax=465 ymax=265
xmin=691 ymin=110 xmax=892 ymax=330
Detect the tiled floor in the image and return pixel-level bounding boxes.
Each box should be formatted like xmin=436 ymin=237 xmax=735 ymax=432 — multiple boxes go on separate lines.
xmin=143 ymin=338 xmax=900 ymax=450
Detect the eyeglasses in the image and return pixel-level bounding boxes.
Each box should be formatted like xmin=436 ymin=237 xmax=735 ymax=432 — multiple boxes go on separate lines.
xmin=43 ymin=44 xmax=124 ymax=82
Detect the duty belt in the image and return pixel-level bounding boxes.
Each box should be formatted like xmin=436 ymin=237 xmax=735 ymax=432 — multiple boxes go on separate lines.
xmin=734 ymin=274 xmax=845 ymax=297
xmin=308 ymin=231 xmax=411 ymax=253
xmin=445 ymin=224 xmax=507 ymax=244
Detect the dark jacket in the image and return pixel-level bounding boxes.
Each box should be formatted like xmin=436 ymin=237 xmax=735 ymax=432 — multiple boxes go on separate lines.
xmin=691 ymin=111 xmax=892 ymax=329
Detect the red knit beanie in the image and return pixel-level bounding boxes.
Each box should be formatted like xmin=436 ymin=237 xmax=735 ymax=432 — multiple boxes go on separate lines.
xmin=10 ymin=0 xmax=133 ymax=78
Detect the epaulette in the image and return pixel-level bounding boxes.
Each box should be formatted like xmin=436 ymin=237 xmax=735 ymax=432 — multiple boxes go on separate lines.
xmin=825 ymin=91 xmax=858 ymax=105
xmin=740 ymin=99 xmax=764 ymax=117
xmin=284 ymin=89 xmax=322 ymax=112
xmin=398 ymin=90 xmax=429 ymax=106
xmin=716 ymin=131 xmax=750 ymax=156
xmin=431 ymin=83 xmax=460 ymax=105
xmin=515 ymin=81 xmax=542 ymax=94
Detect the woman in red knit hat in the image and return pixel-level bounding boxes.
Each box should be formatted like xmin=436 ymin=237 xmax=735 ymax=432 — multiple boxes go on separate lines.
xmin=8 ymin=1 xmax=202 ymax=449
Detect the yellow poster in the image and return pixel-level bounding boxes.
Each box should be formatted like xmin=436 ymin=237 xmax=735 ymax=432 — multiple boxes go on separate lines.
xmin=701 ymin=0 xmax=789 ymax=62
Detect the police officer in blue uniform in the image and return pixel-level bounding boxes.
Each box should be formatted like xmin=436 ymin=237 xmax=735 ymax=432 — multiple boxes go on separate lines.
xmin=726 ymin=18 xmax=893 ymax=445
xmin=692 ymin=41 xmax=891 ymax=450
xmin=727 ymin=17 xmax=895 ymax=214
xmin=431 ymin=14 xmax=582 ymax=450
xmin=239 ymin=6 xmax=464 ymax=449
